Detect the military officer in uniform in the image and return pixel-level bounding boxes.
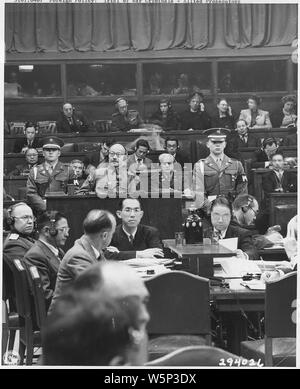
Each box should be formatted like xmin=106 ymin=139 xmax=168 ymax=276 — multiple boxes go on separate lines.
xmin=3 ymin=202 xmax=36 ymax=260
xmin=26 ymin=136 xmax=75 ymax=214
xmin=111 ymin=97 xmax=143 ymax=132
xmin=193 ymin=128 xmax=248 ymax=208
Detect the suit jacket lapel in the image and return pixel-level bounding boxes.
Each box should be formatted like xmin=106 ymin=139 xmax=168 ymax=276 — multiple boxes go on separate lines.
xmin=38 ymin=241 xmax=60 ymax=272
xmin=52 ymin=162 xmax=64 ymax=178
xmin=80 ymin=235 xmax=98 ymax=262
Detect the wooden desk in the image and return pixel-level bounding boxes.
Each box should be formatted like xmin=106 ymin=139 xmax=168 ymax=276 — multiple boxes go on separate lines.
xmin=163 ymin=239 xmax=234 ymax=278
xmin=46 ymin=195 xmax=183 ymax=250
xmin=4 ymin=177 xmax=27 ymax=200
xmin=269 ymin=193 xmax=297 ymax=235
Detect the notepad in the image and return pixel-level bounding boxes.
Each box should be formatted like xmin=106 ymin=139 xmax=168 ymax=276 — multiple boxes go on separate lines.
xmin=218 ymin=238 xmax=238 ymax=252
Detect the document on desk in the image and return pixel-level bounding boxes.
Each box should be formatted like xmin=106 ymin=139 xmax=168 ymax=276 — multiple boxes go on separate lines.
xmin=218 ymin=238 xmax=238 ymax=251
xmin=214 ymin=257 xmax=261 ymax=278
xmin=240 ymin=280 xmax=266 ymax=290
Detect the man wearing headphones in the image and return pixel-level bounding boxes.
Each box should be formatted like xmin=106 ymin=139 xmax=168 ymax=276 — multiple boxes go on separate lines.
xmin=164 ymin=137 xmax=191 ymax=168
xmin=3 ymin=202 xmax=36 ymax=260
xmin=26 ymin=136 xmax=76 ymax=214
xmin=13 ymin=121 xmax=40 ymax=153
xmin=127 ymin=139 xmax=152 ymax=173
xmin=24 ymin=211 xmax=70 ymax=309
xmin=111 ymin=97 xmax=143 ymax=132
xmin=56 ymin=102 xmax=89 ymax=133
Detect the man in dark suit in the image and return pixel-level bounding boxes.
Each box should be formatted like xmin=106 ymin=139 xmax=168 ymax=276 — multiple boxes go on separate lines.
xmin=23 ymin=211 xmax=69 ymax=309
xmin=225 ymin=120 xmax=259 ymax=161
xmin=262 ymin=152 xmax=297 ymax=206
xmin=84 ymin=139 xmax=114 ymax=169
xmin=49 ymin=210 xmax=116 ymax=313
xmin=13 ymin=122 xmax=40 ymax=153
xmin=251 ymin=137 xmax=282 ymax=168
xmin=203 ymin=196 xmax=258 ymax=260
xmin=56 ymin=103 xmax=89 ymax=133
xmin=105 ymin=198 xmax=165 ymax=261
xmin=164 ymin=137 xmax=191 ymax=168
xmin=8 ymin=148 xmax=39 ymax=177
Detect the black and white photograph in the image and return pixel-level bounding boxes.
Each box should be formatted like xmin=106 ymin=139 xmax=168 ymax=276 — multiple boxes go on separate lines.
xmin=1 ymin=0 xmax=298 ymax=371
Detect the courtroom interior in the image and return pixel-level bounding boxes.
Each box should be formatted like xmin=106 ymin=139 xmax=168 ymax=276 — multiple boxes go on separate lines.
xmin=2 ymin=3 xmax=298 ymax=368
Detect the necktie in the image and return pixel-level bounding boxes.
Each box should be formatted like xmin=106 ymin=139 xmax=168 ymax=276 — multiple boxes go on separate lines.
xmin=129 ymin=234 xmax=134 ymax=245
xmin=217 ymin=158 xmax=222 ymax=168
xmin=48 ymin=165 xmax=53 ymax=175
xmin=115 ymin=167 xmax=119 ymax=191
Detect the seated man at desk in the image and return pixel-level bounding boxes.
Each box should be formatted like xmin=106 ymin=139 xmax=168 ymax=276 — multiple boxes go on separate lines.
xmin=203 ymin=196 xmax=258 ymax=260
xmin=127 ymin=139 xmax=152 ymax=171
xmin=56 ymin=102 xmax=89 ymax=133
xmin=231 ymin=194 xmax=284 ymax=249
xmin=262 ymin=152 xmax=297 ymax=199
xmin=8 ymin=148 xmax=39 ymax=177
xmin=26 ymin=137 xmax=76 ymax=214
xmin=69 ymin=159 xmax=88 ymax=187
xmin=78 ymin=143 xmax=129 ymax=197
xmin=84 ymin=139 xmax=114 ymax=171
xmin=13 ymin=121 xmax=40 ymax=153
xmin=111 ymin=97 xmax=143 ymax=132
xmin=105 ymin=198 xmax=165 ymax=263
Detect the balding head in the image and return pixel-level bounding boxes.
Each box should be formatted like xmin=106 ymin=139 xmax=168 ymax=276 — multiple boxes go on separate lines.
xmin=83 ymin=209 xmax=116 ymax=250
xmin=108 ymin=143 xmax=127 ymax=168
xmin=159 ymin=153 xmax=175 ymax=173
xmin=8 ymin=203 xmax=34 ymax=235
xmin=63 ymin=103 xmax=73 ymax=118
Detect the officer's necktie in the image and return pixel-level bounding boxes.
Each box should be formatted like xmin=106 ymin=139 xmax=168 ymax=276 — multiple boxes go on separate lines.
xmin=129 ymin=234 xmax=134 ymax=245
xmin=48 ymin=165 xmax=53 ymax=175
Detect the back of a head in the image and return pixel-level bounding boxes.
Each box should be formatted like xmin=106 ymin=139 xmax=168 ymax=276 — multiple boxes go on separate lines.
xmin=232 ymin=194 xmax=256 ymax=212
xmin=42 ymin=288 xmax=143 ymax=366
xmin=83 ymin=209 xmax=114 ymax=235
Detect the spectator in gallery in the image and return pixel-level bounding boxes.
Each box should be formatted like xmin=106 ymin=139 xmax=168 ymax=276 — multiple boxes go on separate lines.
xmin=271 ymin=95 xmax=297 ymax=128
xmin=179 ymin=92 xmax=211 ymax=131
xmin=8 ymin=148 xmax=39 ymax=177
xmin=56 ymin=102 xmax=89 ymax=133
xmin=13 ymin=121 xmax=40 ymax=153
xmin=149 ymin=72 xmax=162 ymax=95
xmin=239 ymin=95 xmax=272 ymax=130
xmin=251 ymin=137 xmax=282 ymax=168
xmin=149 ymin=97 xmax=180 ymax=131
xmin=43 ymin=261 xmax=150 ymax=366
xmin=111 ymin=97 xmax=143 ymax=132
xmin=211 ymin=98 xmax=235 ymax=130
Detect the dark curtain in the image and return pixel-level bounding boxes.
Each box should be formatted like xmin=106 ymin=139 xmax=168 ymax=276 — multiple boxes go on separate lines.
xmin=5 ymin=3 xmax=297 ymax=53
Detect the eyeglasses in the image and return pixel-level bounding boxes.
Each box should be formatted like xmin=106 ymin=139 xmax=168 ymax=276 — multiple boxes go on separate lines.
xmin=56 ymin=227 xmax=70 ymax=233
xmin=109 ymin=152 xmax=125 ymax=157
xmin=14 ymin=215 xmax=35 ymax=221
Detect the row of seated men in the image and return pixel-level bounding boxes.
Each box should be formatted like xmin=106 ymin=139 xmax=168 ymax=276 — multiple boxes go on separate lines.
xmin=3 ymin=195 xmax=297 ymax=364
xmin=8 ymin=93 xmax=297 ymax=142
xmin=5 ymin=130 xmax=297 ymax=229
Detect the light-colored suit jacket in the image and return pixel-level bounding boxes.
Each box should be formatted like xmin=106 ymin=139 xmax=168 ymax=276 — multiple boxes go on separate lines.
xmin=49 ymin=235 xmax=105 ymax=313
xmin=239 ymin=109 xmax=272 ymax=129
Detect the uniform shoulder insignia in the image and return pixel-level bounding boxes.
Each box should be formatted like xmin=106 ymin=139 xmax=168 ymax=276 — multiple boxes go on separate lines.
xmin=9 ymin=233 xmax=19 ymax=240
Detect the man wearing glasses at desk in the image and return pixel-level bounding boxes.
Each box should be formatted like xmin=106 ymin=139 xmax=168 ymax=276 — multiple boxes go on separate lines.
xmin=78 ymin=143 xmax=129 ymax=198
xmin=26 ymin=136 xmax=75 ymax=214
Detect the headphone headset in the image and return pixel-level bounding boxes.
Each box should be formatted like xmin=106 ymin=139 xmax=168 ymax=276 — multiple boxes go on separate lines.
xmin=114 ymin=97 xmax=128 ymax=109
xmin=241 ymin=197 xmax=254 ymax=214
xmin=48 ymin=211 xmax=58 ymax=237
xmin=6 ymin=202 xmax=28 ymax=227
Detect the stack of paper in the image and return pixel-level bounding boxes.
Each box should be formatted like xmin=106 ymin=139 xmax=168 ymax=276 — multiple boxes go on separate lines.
xmin=214 ymin=257 xmax=261 ymax=278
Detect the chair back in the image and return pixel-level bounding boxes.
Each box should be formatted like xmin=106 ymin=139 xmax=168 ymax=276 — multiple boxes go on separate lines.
xmin=28 ymin=266 xmax=47 ymax=329
xmin=146 ymin=346 xmax=253 ymax=367
xmin=37 ymin=121 xmax=57 ymax=135
xmin=9 ymin=122 xmax=26 ymax=135
xmin=93 ymin=120 xmax=112 ymax=133
xmin=265 ymin=271 xmax=297 ymax=338
xmin=10 ymin=259 xmax=33 ymax=319
xmin=145 ymin=271 xmax=210 ymax=336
